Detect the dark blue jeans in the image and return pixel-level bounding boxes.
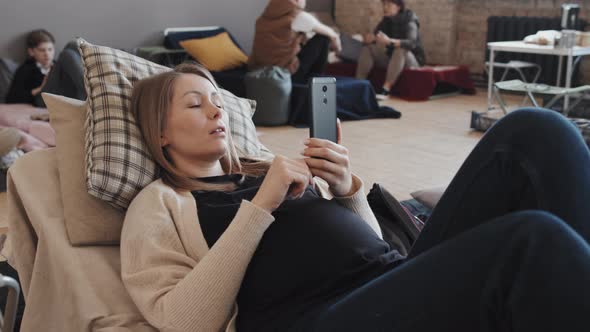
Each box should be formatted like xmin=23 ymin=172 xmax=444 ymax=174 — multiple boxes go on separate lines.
xmin=291 ymin=35 xmax=330 ymax=85
xmin=310 ymin=109 xmax=590 ymax=331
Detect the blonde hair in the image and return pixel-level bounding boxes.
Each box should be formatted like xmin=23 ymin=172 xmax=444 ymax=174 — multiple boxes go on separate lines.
xmin=131 ymin=62 xmax=270 ymax=192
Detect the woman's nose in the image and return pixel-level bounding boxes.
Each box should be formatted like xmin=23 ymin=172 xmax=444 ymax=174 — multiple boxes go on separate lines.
xmin=206 ymin=103 xmax=221 ymax=120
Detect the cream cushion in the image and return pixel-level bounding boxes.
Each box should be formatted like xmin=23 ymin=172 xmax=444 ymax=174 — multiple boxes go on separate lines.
xmin=410 ymin=186 xmax=446 ymax=210
xmin=43 ymin=93 xmax=124 ymax=245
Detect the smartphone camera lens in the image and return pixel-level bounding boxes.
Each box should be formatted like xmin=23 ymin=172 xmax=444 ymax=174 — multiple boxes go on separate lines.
xmin=323 ymin=98 xmax=328 ymax=104
xmin=322 ymin=85 xmax=327 ymax=92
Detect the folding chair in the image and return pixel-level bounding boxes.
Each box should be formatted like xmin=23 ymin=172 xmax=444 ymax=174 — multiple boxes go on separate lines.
xmin=493 ymin=79 xmax=590 ymax=116
xmin=485 ymin=60 xmax=542 ymax=84
xmin=0 ymin=274 xmax=20 ymax=332
xmin=486 ymin=60 xmax=542 ymax=107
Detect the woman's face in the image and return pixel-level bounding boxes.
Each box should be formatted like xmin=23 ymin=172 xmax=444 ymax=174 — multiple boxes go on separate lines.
xmin=28 ymin=41 xmax=55 ymax=67
xmin=161 ymin=73 xmax=228 ymax=165
xmin=383 ymin=2 xmax=401 ymax=16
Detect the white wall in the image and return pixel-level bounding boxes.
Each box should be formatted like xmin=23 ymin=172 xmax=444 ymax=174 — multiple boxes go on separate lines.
xmin=0 ymin=0 xmax=269 ymax=61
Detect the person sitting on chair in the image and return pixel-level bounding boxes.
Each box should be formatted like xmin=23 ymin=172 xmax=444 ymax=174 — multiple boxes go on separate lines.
xmin=355 ymin=0 xmax=426 ymax=97
xmin=249 ymin=0 xmax=342 ymax=84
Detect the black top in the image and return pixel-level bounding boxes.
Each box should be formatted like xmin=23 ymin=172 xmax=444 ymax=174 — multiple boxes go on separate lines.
xmin=374 ymin=10 xmax=426 ymax=66
xmin=192 ymin=175 xmax=403 ymax=331
xmin=6 ymin=58 xmax=46 ymax=106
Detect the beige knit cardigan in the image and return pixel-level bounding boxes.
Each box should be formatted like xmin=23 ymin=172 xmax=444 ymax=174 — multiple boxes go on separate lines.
xmin=121 ymin=175 xmax=382 ymax=332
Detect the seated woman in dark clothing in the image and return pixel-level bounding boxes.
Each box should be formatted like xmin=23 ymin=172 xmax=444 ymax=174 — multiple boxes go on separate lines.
xmin=356 ymin=0 xmax=426 ymax=96
xmin=249 ymin=0 xmax=342 ymax=84
xmin=7 ymin=30 xmax=86 ymax=107
xmin=6 ymin=29 xmax=55 ymax=106
xmin=121 ymin=63 xmax=590 ymax=332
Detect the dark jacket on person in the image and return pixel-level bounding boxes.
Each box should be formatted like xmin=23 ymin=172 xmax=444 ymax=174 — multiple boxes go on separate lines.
xmin=6 ymin=58 xmax=47 ymax=106
xmin=374 ymin=9 xmax=426 ymax=66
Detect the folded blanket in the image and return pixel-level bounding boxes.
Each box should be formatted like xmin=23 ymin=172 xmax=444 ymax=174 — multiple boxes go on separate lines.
xmin=0 ymin=104 xmax=55 ymax=148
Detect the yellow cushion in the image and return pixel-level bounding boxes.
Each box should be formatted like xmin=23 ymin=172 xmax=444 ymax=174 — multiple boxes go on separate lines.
xmin=180 ymin=32 xmax=248 ymax=71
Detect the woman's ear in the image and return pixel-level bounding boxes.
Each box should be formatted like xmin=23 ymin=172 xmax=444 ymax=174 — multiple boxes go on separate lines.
xmin=27 ymin=48 xmax=34 ymax=58
xmin=160 ymin=133 xmax=169 ymax=147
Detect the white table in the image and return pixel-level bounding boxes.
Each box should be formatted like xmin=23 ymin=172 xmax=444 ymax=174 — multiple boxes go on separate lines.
xmin=487 ymin=41 xmax=590 ymax=111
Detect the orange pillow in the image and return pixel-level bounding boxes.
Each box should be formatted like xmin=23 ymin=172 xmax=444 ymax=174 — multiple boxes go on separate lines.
xmin=180 ymin=32 xmax=248 ymax=71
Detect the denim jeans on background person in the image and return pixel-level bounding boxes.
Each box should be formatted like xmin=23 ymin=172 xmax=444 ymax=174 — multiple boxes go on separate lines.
xmin=305 ymin=108 xmax=590 ymax=332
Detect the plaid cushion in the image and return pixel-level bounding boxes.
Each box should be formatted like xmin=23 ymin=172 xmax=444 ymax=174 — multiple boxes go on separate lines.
xmin=219 ymin=90 xmax=260 ymax=157
xmin=78 ymin=39 xmax=262 ymax=209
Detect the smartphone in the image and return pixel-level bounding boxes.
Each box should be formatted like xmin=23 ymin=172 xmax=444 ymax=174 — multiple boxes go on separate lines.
xmin=309 ymin=77 xmax=337 ymax=143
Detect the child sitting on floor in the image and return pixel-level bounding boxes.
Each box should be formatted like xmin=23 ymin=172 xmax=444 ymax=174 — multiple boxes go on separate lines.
xmin=6 ymin=30 xmax=86 ymax=107
xmin=6 ymin=29 xmax=55 ymax=107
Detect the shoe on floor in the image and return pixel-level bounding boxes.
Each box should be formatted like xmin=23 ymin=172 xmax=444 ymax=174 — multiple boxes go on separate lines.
xmin=376 ymin=87 xmax=390 ymax=100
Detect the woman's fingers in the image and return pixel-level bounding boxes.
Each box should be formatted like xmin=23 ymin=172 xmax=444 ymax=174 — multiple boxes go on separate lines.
xmin=307 ymin=167 xmax=338 ymax=186
xmin=252 ymin=155 xmax=313 ymax=212
xmin=302 ymin=147 xmax=348 ymax=167
xmin=304 ymin=157 xmax=345 ymax=177
xmin=303 ymin=138 xmax=350 ymax=181
xmin=284 ymin=158 xmax=313 ymax=198
xmin=287 ymin=170 xmax=309 ymax=198
xmin=305 ymin=137 xmax=349 ymax=155
xmin=285 ymin=158 xmax=313 ymax=181
xmin=286 ymin=168 xmax=311 ymax=198
xmin=302 ymin=137 xmax=354 ymax=196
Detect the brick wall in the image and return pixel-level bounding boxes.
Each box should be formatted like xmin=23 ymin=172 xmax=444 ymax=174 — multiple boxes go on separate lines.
xmin=334 ymin=0 xmax=457 ymax=64
xmin=455 ymin=0 xmax=590 ymax=74
xmin=334 ymin=0 xmax=590 ymax=81
xmin=334 ymin=0 xmax=383 ymax=35
xmin=406 ymin=0 xmax=457 ymax=65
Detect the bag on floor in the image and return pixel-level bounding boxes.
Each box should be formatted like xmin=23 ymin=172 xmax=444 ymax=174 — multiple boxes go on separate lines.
xmin=367 ymin=183 xmax=424 ymax=256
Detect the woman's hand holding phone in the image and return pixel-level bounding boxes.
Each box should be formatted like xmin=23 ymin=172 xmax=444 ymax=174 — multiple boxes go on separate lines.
xmin=251 ymin=155 xmax=313 ymax=213
xmin=303 ymin=119 xmax=355 ymax=197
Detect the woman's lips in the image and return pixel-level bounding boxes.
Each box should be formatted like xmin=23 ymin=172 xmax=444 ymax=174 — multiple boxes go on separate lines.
xmin=210 ymin=126 xmax=226 ymax=136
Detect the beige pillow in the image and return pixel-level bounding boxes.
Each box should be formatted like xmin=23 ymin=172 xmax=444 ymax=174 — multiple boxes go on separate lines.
xmin=43 ymin=93 xmax=124 ymax=246
xmin=410 ymin=186 xmax=446 ymax=210
xmin=78 ymin=38 xmax=264 ymax=209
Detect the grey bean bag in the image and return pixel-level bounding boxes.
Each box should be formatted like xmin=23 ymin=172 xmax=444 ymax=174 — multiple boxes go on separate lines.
xmin=245 ymin=66 xmax=291 ymax=126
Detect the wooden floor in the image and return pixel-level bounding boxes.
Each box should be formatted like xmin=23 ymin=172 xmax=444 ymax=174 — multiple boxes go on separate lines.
xmin=0 ymin=89 xmax=492 ymax=233
xmin=257 ymin=91 xmax=487 ymax=201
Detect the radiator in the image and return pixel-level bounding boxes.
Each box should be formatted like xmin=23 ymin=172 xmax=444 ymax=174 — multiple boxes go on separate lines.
xmin=486 ymin=16 xmax=586 ymax=85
